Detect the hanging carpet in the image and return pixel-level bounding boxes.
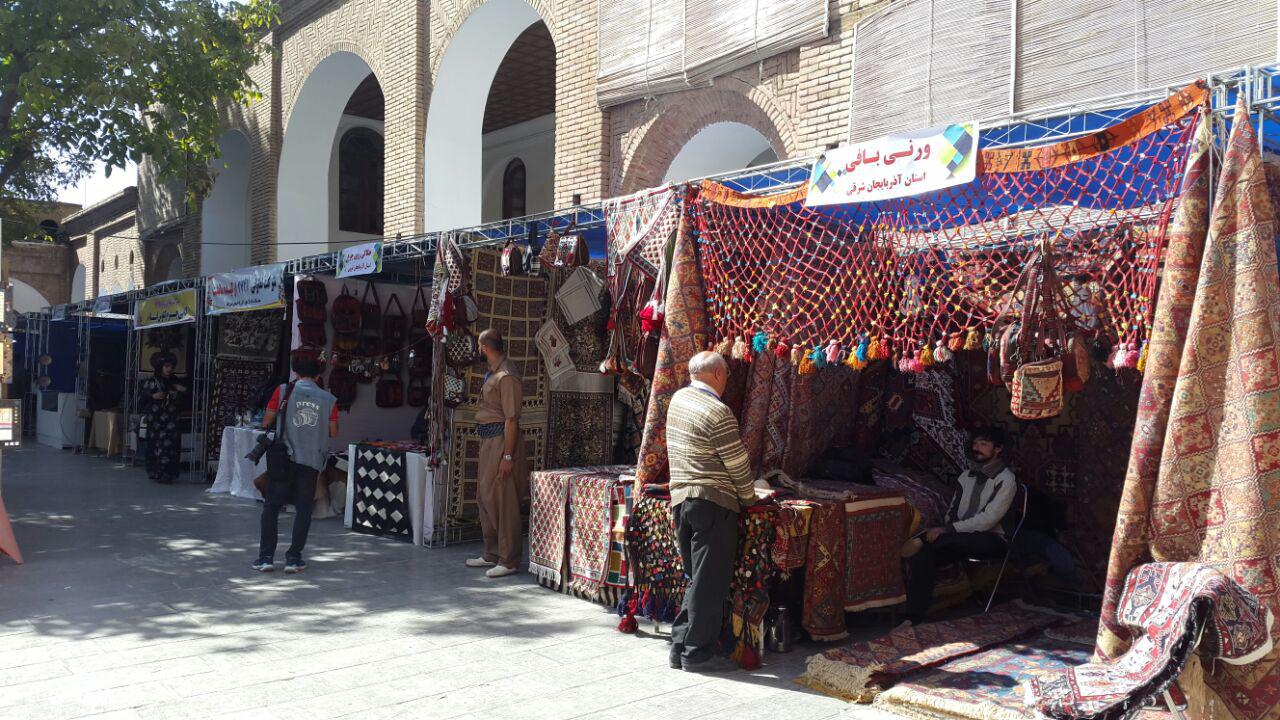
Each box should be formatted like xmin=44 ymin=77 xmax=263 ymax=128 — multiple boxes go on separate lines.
xmin=844 ymin=492 xmax=913 ymax=612
xmin=206 ymin=359 xmax=275 ymax=466
xmin=216 ymin=309 xmax=283 ymax=361
xmin=350 ymin=445 xmax=413 ymax=541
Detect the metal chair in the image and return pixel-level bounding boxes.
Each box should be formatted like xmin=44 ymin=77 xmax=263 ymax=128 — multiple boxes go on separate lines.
xmin=977 ymin=482 xmax=1030 ymax=612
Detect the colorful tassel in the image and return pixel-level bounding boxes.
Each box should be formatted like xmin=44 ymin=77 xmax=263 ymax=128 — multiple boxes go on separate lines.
xmin=790 ymin=345 xmax=803 ymax=366
xmin=844 ymin=348 xmax=865 ymax=370
xmin=799 ymin=355 xmax=815 ymax=375
xmin=774 ymin=342 xmax=790 ymax=360
xmin=825 ymin=340 xmax=841 ymax=365
xmin=948 ymin=333 xmax=964 ymax=352
xmin=752 ymin=331 xmax=769 ymax=355
xmin=934 ymin=340 xmax=953 ymax=364
xmin=920 ymin=345 xmax=935 ymax=368
xmin=617 ymin=614 xmax=638 ymax=633
xmin=909 ymin=351 xmax=925 ymax=373
xmin=1123 ymin=343 xmax=1141 ymax=369
xmin=731 ymin=336 xmax=747 ymax=361
xmin=810 ymin=345 xmax=827 ymax=369
xmin=1136 ymin=341 xmax=1149 ymax=373
xmin=964 ymin=328 xmax=982 ymax=351
xmin=714 ymin=337 xmax=732 ymax=357
xmin=1108 ymin=342 xmax=1126 ymax=369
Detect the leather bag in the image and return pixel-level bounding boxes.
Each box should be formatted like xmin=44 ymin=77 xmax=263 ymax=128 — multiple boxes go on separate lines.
xmin=376 ymin=373 xmax=404 ymax=408
xmin=332 ymin=284 xmax=363 ymax=334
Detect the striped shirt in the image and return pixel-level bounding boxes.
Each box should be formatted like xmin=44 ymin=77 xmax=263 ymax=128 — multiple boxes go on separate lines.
xmin=666 ymin=385 xmax=755 ymax=512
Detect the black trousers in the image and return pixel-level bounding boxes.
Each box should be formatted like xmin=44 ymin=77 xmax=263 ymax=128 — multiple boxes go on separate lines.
xmin=258 ymin=461 xmax=318 ymax=563
xmin=905 ymin=530 xmax=1006 ymax=620
xmin=670 ymin=498 xmax=739 ymax=663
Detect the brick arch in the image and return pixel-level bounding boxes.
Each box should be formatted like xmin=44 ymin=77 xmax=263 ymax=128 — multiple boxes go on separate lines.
xmin=430 ymin=0 xmax=557 ymax=82
xmin=282 ymin=41 xmax=383 ymax=131
xmin=618 ymin=84 xmax=797 ymax=195
xmin=147 ymin=243 xmax=183 ymax=285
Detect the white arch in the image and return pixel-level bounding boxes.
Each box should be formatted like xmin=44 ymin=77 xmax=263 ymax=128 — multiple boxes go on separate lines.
xmin=661 ymin=122 xmax=776 ymax=185
xmin=10 ymin=278 xmax=49 ymax=315
xmin=425 ymin=0 xmax=545 ymax=231
xmin=70 ymin=264 xmax=86 ymax=303
xmin=277 ymin=51 xmax=377 ymax=260
xmin=201 ymin=130 xmax=252 ymax=274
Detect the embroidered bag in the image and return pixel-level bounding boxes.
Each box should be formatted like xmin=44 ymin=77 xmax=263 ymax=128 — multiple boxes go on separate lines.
xmin=1011 ymin=358 xmax=1064 ymax=420
xmin=443 ymin=370 xmax=466 ymax=408
xmin=407 ymin=376 xmax=429 ymax=407
xmin=1062 ymin=333 xmax=1092 ymax=392
xmin=332 ymin=285 xmax=362 ymax=334
xmin=501 ymin=242 xmax=525 ymax=276
xmin=553 ymin=234 xmax=589 ymax=268
xmin=445 ymin=329 xmax=477 ymax=368
xmin=383 ymin=294 xmax=407 ymax=351
xmin=376 ymin=373 xmax=404 ymax=408
xmin=295 ymin=277 xmax=328 ymax=306
xmin=329 ymin=366 xmax=357 ymax=410
xmin=294 ymin=297 xmax=326 ymax=325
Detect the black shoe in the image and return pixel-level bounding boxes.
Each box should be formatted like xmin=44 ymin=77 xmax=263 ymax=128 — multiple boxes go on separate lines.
xmin=681 ymin=655 xmax=738 ymax=674
xmin=668 ymin=643 xmax=684 ymax=669
xmin=252 ymin=559 xmax=274 ymax=572
xmin=284 ymin=560 xmax=306 ymax=574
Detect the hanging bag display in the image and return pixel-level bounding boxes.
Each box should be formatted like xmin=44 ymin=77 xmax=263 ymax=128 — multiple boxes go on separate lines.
xmin=501 ymin=241 xmax=526 ymax=277
xmin=445 ymin=329 xmax=477 ymax=368
xmin=332 ymin=284 xmax=363 ymax=334
xmin=383 ymin=295 xmax=408 ymax=351
xmin=333 ymin=332 xmax=360 ymax=355
xmin=443 ymin=369 xmax=467 ymax=408
xmin=1003 ymin=239 xmax=1071 ymax=420
xmin=411 ymin=285 xmax=431 ymax=330
xmin=376 ymin=373 xmax=404 ymax=408
xmin=298 ymin=322 xmax=326 ymax=348
xmin=329 ymin=366 xmax=358 ymax=410
xmin=360 ymin=282 xmax=382 ymax=332
xmin=407 ymin=376 xmax=430 ymax=407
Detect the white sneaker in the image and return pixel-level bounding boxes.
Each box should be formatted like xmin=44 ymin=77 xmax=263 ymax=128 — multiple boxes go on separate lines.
xmin=465 ymin=557 xmax=496 ymax=568
xmin=485 ymin=565 xmax=518 ymax=578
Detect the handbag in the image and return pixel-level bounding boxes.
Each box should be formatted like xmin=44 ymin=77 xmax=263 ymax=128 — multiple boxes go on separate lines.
xmin=411 ymin=285 xmax=430 ymax=329
xmin=407 ymin=376 xmax=430 ymax=407
xmin=1011 ymin=358 xmax=1064 ymax=420
xmin=443 ymin=370 xmax=467 ymax=408
xmin=298 ymin=322 xmax=326 ymax=348
xmin=329 ymin=366 xmax=357 ymax=410
xmin=332 ymin=284 xmax=363 ymax=334
xmin=295 ymin=278 xmax=327 ymax=306
xmin=997 ymin=238 xmax=1072 ymax=418
xmin=376 ymin=373 xmax=404 ymax=408
xmin=445 ymin=329 xmax=477 ymax=368
xmin=383 ymin=295 xmax=408 ymax=351
xmin=553 ymin=233 xmax=589 ymax=268
xmin=360 ymin=282 xmax=381 ymax=331
xmin=501 ymin=242 xmax=526 ymax=277
xmin=294 ymin=297 xmax=326 ymax=325
xmin=1063 ymin=333 xmax=1091 ymax=392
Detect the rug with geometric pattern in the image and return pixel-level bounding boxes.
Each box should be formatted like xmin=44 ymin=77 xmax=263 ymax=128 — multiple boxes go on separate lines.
xmin=351 ymin=445 xmax=412 ymax=542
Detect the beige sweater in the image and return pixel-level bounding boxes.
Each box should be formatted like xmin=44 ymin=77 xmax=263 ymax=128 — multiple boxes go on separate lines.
xmin=666 ymin=385 xmax=755 ymax=512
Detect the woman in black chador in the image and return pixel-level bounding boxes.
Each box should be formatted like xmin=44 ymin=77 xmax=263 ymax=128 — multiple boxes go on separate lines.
xmin=140 ymin=353 xmax=185 ymax=483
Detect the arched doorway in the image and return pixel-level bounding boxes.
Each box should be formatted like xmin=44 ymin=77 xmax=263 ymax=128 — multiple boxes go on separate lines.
xmin=277 ymin=52 xmax=384 ymax=260
xmin=427 ymin=1 xmax=555 ymax=230
xmin=201 ymin=130 xmax=252 ymax=274
xmin=10 ymin=279 xmax=49 ymax=315
xmin=661 ymin=122 xmax=778 ymax=184
xmin=70 ymin=264 xmax=86 ymax=303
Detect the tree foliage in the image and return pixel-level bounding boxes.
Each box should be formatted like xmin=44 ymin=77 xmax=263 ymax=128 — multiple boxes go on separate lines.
xmin=0 ymin=0 xmax=279 ymax=226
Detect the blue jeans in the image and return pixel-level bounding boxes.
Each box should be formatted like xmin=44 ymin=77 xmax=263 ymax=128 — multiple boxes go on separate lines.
xmin=1015 ymin=529 xmax=1075 ymax=580
xmin=258 ymin=462 xmax=318 ymax=563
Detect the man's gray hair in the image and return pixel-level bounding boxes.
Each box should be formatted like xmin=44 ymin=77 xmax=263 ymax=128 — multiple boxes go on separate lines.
xmin=688 ymin=350 xmax=726 ymax=377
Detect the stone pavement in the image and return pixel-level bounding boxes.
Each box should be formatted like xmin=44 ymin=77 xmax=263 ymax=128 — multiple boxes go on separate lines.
xmin=0 ymin=443 xmax=899 ymax=720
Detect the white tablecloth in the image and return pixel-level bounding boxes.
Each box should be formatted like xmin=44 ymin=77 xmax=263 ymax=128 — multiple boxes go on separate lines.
xmin=344 ymin=444 xmax=442 ymax=547
xmin=209 ymin=426 xmax=265 ymax=501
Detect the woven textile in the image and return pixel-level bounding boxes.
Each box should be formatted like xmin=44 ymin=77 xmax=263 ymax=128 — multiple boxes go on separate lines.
xmin=603 ymin=186 xmax=680 ymax=379
xmin=636 ymin=213 xmax=710 ymax=486
xmin=529 ymin=469 xmax=572 ymax=583
xmin=606 ymin=481 xmax=633 ymax=587
xmin=626 ymin=494 xmax=687 ymax=621
xmin=844 ymin=493 xmax=912 ymax=611
xmin=447 ymin=248 xmax=549 ymax=525
xmin=772 ymin=500 xmax=815 ymax=572
xmin=800 ymin=603 xmax=1070 ymax=702
xmin=1029 ymin=563 xmax=1275 ymax=720
xmin=740 ymin=348 xmax=777 ymax=473
xmin=803 ymin=500 xmax=849 ymax=641
xmin=724 ymin=508 xmax=777 ymax=670
xmin=216 ymin=309 xmax=283 ymax=361
xmin=871 ymin=464 xmax=952 ymax=529
xmin=547 ymin=391 xmax=614 ymax=469
xmin=205 ymin=359 xmax=274 ymax=465
xmin=568 ymin=471 xmax=622 ymax=598
xmin=351 ymin=446 xmax=413 ymax=541
xmin=1044 ymin=617 xmax=1101 ymax=648
xmin=1097 ymin=102 xmax=1280 ymax=720
xmin=874 ymin=637 xmax=1092 ymax=720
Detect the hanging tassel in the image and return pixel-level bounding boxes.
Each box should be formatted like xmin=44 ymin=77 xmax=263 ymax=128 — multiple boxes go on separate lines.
xmin=810 ymin=345 xmax=827 ymax=369
xmin=964 ymin=327 xmax=982 ymax=351
xmin=909 ymin=350 xmax=925 ymax=373
xmin=855 ymin=335 xmax=870 ymax=364
xmin=825 ymin=340 xmax=841 ymax=365
xmin=774 ymin=341 xmax=790 ymax=360
xmin=934 ymin=339 xmax=953 ymax=364
xmin=731 ymin=336 xmax=747 ymax=361
xmin=844 ymin=348 xmax=864 ymax=370
xmin=948 ymin=333 xmax=964 ymax=352
xmin=752 ymin=331 xmax=769 ymax=356
xmin=1136 ymin=341 xmax=1149 ymax=373
xmin=799 ymin=355 xmax=815 ymax=375
xmin=617 ymin=614 xmax=638 ymax=633
xmin=1123 ymin=343 xmax=1141 ymax=369
xmin=791 ymin=345 xmax=803 ymax=366
xmin=866 ymin=337 xmax=882 ymax=361
xmin=1107 ymin=342 xmax=1126 ymax=370
xmin=714 ymin=337 xmax=732 ymax=357
xmin=920 ymin=344 xmax=935 ymax=368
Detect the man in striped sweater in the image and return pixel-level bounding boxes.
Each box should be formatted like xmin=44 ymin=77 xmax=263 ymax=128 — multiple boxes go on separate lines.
xmin=666 ymin=351 xmax=755 ymax=673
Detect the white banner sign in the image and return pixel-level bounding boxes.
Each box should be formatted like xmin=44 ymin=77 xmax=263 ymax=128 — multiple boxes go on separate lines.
xmin=337 ymin=241 xmax=382 ymax=278
xmin=805 ymin=121 xmax=979 ymax=206
xmin=205 ymin=263 xmax=287 ymax=316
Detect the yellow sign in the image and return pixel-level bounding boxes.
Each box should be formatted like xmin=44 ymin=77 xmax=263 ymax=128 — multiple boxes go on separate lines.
xmin=136 ymin=289 xmax=198 ymax=328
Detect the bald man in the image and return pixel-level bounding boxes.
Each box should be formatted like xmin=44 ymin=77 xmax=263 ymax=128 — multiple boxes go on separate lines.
xmin=665 ymin=350 xmax=755 ymax=673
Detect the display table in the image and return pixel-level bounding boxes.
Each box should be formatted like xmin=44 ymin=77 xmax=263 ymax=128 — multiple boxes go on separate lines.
xmin=344 ymin=443 xmax=440 ymax=547
xmin=90 ymin=411 xmax=124 ymax=456
xmin=209 ymin=426 xmax=265 ymax=501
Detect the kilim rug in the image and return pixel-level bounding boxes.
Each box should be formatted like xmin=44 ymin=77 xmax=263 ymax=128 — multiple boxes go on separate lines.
xmin=844 ymin=493 xmax=912 ymax=612
xmin=1097 ymin=102 xmax=1280 ymax=720
xmin=216 ymin=309 xmax=283 ymax=361
xmin=873 ymin=637 xmax=1092 ymax=720
xmin=568 ymin=469 xmax=629 ymax=599
xmin=528 ymin=469 xmax=572 ymax=584
xmin=772 ymin=500 xmax=815 ymax=572
xmin=871 ymin=464 xmax=952 ymax=530
xmin=1043 ymin=617 xmax=1101 ymax=648
xmin=636 ymin=212 xmax=710 ymax=486
xmin=803 ymin=500 xmax=849 ymax=641
xmin=447 ymin=248 xmax=549 ymax=525
xmin=1028 ymin=563 xmax=1274 ymax=720
xmin=606 ymin=480 xmax=633 ymax=587
xmin=547 ymin=391 xmax=614 ymax=469
xmin=351 ymin=445 xmax=413 ymax=541
xmin=799 ymin=603 xmax=1071 ymax=702
xmin=626 ymin=494 xmax=687 ymax=622
xmin=206 ymin=358 xmax=274 ymax=466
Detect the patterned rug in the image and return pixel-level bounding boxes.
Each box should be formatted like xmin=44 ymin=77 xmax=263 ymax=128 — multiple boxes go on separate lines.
xmin=804 ymin=500 xmax=849 ymax=641
xmin=205 ymin=358 xmax=274 ymax=466
xmin=547 ymin=391 xmax=614 ymax=469
xmin=871 ymin=463 xmax=952 ymax=529
xmin=873 ymin=637 xmax=1093 ymax=720
xmin=447 ymin=248 xmax=549 ymax=525
xmin=606 ymin=481 xmax=632 ymax=587
xmin=799 ymin=603 xmax=1071 ymax=702
xmin=528 ymin=469 xmax=573 ymax=583
xmin=636 ymin=212 xmax=709 ymax=486
xmin=1043 ymin=617 xmax=1100 ymax=648
xmin=1028 ymin=563 xmax=1275 ymax=720
xmin=1098 ymin=102 xmax=1280 ymax=720
xmin=625 ymin=493 xmax=687 ymax=622
xmin=568 ymin=470 xmax=626 ymax=599
xmin=351 ymin=445 xmax=413 ymax=542
xmin=723 ymin=507 xmax=777 ymax=669
xmin=216 ymin=309 xmax=283 ymax=361
xmin=844 ymin=493 xmax=912 ymax=612
xmin=772 ymin=500 xmax=815 ymax=572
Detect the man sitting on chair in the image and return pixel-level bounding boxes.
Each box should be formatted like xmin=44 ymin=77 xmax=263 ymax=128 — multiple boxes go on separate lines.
xmin=904 ymin=427 xmax=1016 ymax=624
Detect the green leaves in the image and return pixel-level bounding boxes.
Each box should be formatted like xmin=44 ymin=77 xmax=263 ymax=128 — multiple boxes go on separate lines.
xmin=0 ymin=0 xmax=279 ymax=208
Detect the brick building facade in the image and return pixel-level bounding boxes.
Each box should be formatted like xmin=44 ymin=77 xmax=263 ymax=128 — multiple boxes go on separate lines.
xmin=137 ymin=0 xmax=884 ymax=273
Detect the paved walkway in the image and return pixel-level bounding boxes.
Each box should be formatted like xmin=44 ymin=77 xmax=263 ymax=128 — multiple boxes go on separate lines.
xmin=0 ymin=443 xmax=895 ymax=720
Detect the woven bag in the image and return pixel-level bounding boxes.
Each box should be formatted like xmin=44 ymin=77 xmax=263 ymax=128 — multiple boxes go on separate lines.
xmin=445 ymin=329 xmax=477 ymax=368
xmin=383 ymin=294 xmax=407 ymax=350
xmin=333 ymin=332 xmax=360 ymax=355
xmin=295 ymin=278 xmax=328 ymax=306
xmin=411 ymin=285 xmax=430 ymax=330
xmin=376 ymin=374 xmax=404 ymax=408
xmin=360 ymin=282 xmax=381 ymax=331
xmin=501 ymin=242 xmax=526 ymax=276
xmin=1011 ymin=358 xmax=1064 ymax=420
xmin=294 ymin=297 xmax=326 ymax=325
xmin=443 ymin=372 xmax=466 ymax=408
xmin=332 ymin=285 xmax=362 ymax=334
xmin=329 ymin=366 xmax=358 ymax=410
xmin=298 ymin=322 xmax=326 ymax=348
